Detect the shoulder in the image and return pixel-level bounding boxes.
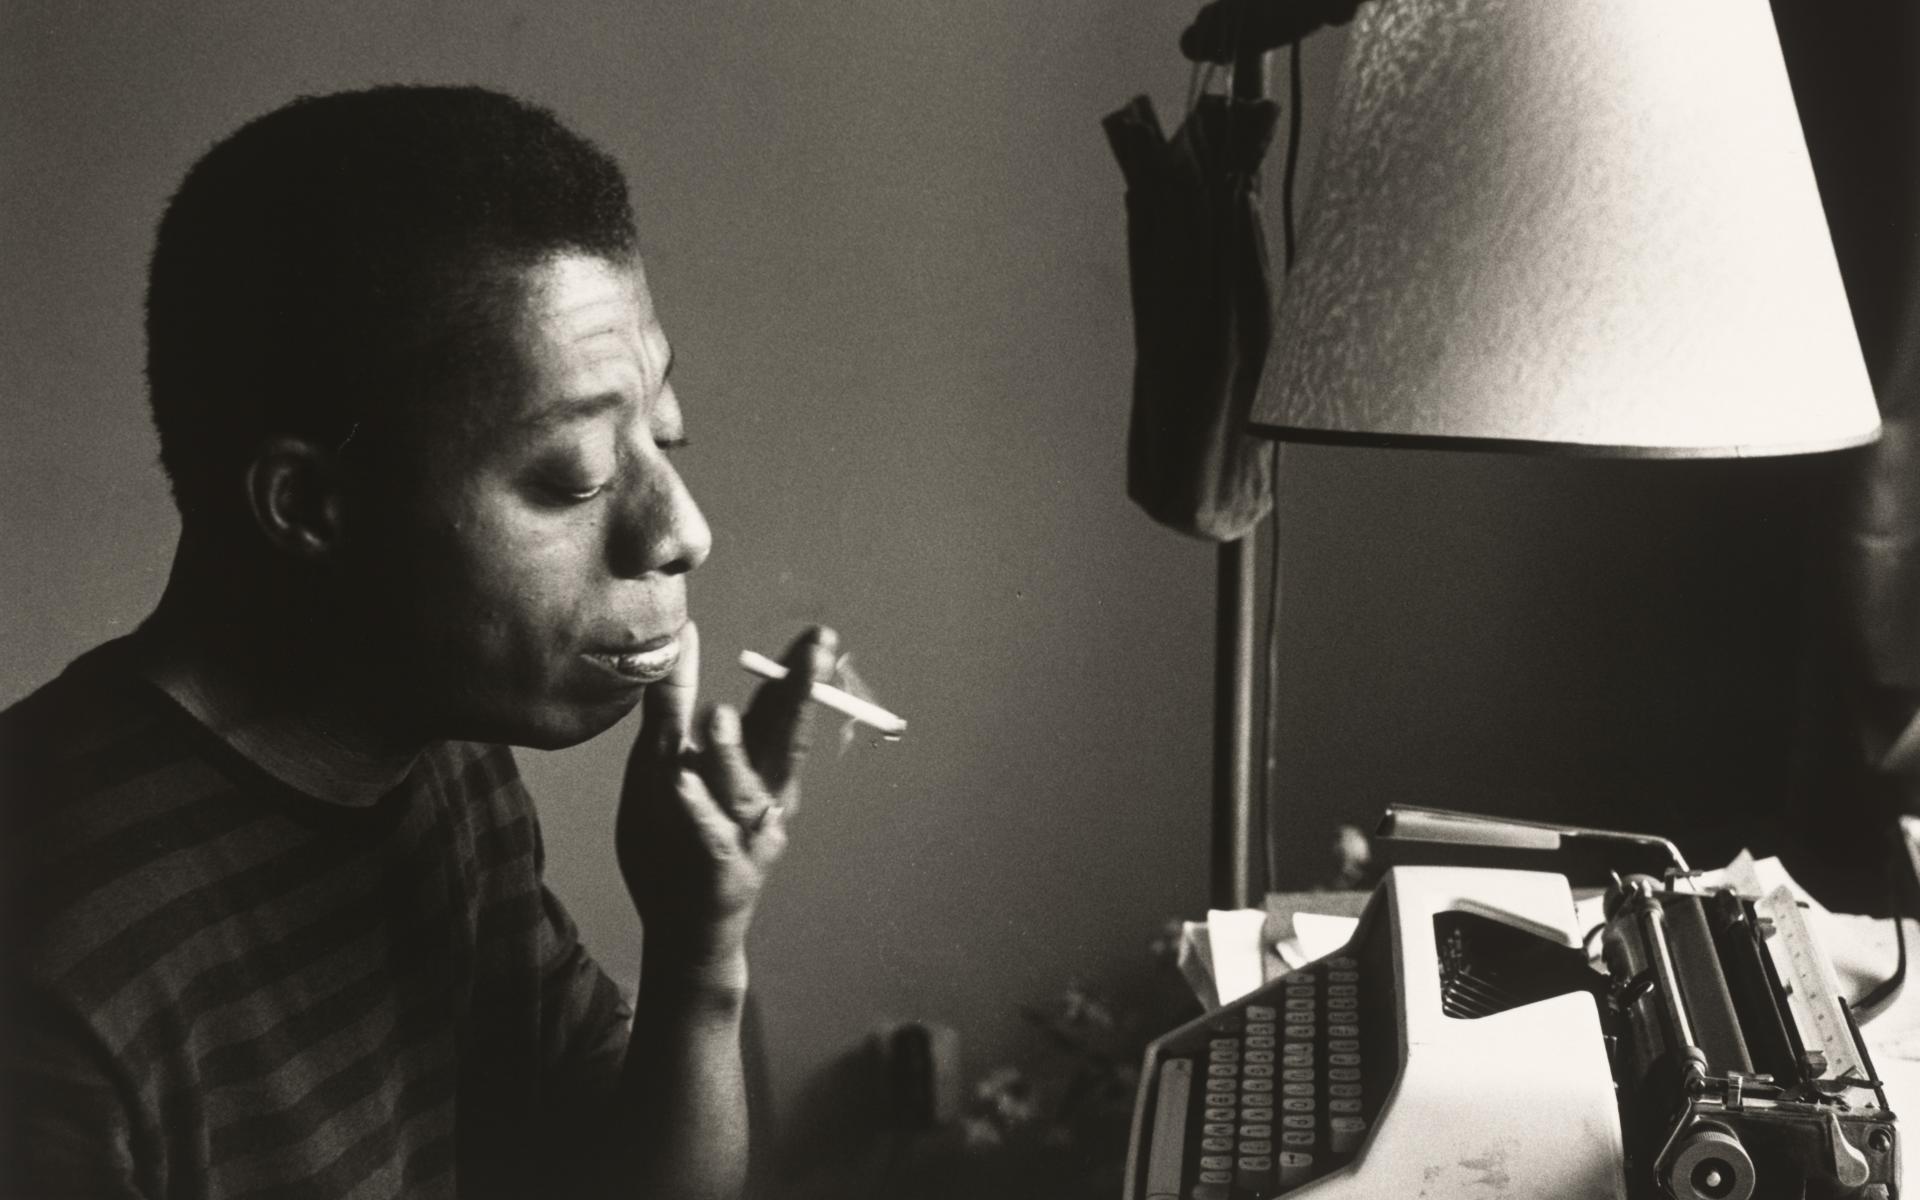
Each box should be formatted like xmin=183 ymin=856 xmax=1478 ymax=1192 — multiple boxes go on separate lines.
xmin=2 ymin=639 xmax=184 ymax=811
xmin=0 ymin=641 xmax=229 ymax=887
xmin=1 ymin=641 xmax=254 ymax=995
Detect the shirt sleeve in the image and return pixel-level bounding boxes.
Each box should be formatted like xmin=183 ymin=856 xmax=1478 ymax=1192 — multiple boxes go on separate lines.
xmin=0 ymin=984 xmax=151 ymax=1199
xmin=535 ymin=882 xmax=634 ymax=1096
xmin=482 ymin=744 xmax=634 ymax=1179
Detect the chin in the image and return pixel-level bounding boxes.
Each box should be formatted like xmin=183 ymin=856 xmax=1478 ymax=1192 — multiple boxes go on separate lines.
xmin=452 ymin=691 xmax=642 ymax=751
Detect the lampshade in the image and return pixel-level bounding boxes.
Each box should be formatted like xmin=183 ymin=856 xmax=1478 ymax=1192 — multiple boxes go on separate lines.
xmin=1252 ymin=0 xmax=1881 ymax=457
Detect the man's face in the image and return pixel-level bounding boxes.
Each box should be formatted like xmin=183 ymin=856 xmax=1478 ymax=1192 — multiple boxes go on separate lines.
xmin=350 ymin=252 xmax=711 ymax=749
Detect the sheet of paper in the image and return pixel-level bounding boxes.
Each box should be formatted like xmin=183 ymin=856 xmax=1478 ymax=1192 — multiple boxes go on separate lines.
xmin=1208 ymin=908 xmax=1269 ymax=1005
xmin=1292 ymin=912 xmax=1359 ymax=963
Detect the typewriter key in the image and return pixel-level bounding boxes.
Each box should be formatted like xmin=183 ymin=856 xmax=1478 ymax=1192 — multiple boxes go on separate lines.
xmin=1279 ymin=1150 xmax=1314 ymax=1188
xmin=1330 ymin=1115 xmax=1367 ymax=1154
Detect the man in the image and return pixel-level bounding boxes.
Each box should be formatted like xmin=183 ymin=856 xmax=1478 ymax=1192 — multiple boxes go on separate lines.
xmin=0 ymin=85 xmax=829 ymax=1198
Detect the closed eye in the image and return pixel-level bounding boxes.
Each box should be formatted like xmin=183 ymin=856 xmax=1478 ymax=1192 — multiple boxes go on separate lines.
xmin=541 ymin=482 xmax=606 ymax=505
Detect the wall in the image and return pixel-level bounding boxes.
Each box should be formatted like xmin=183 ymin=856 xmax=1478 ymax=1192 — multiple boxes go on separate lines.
xmin=0 ymin=0 xmax=1334 ymax=1159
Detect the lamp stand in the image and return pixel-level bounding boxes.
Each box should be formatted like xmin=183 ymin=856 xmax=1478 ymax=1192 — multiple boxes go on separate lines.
xmin=1212 ymin=536 xmax=1259 ymax=909
xmin=1211 ymin=43 xmax=1273 ymax=911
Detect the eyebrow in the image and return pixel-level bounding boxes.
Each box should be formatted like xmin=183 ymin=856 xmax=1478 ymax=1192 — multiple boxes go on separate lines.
xmin=516 ymin=348 xmax=676 ymax=433
xmin=518 ymin=391 xmax=625 ymax=432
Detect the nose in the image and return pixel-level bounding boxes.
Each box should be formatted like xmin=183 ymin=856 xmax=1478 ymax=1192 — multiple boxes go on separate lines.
xmin=607 ymin=453 xmax=711 ymax=580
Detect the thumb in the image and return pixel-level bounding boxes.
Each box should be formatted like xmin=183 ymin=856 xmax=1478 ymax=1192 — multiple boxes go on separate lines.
xmin=635 ymin=621 xmax=700 ymax=763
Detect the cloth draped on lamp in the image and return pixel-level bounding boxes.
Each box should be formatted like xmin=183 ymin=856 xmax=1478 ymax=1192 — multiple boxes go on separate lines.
xmin=1103 ymin=91 xmax=1279 ymax=542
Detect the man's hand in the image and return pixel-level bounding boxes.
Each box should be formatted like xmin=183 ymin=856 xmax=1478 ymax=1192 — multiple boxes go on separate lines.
xmin=616 ymin=621 xmax=838 ymax=982
xmin=606 ymin=623 xmax=836 ymax=1200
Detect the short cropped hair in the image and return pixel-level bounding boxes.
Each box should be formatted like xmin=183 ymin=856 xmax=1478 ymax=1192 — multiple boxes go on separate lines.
xmin=145 ymin=85 xmax=638 ymax=526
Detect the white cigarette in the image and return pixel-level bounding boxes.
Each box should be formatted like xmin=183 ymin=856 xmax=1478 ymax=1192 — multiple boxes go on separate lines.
xmin=739 ymin=649 xmax=907 ymax=737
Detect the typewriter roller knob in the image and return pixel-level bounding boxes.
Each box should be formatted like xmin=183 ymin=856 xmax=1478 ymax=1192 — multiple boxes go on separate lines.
xmin=1665 ymin=1126 xmax=1754 ymax=1200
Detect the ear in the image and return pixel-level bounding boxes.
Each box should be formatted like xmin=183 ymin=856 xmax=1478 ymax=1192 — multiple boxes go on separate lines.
xmin=244 ymin=437 xmax=347 ymax=560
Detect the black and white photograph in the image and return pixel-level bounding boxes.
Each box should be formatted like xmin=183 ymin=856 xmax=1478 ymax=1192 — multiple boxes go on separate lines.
xmin=2 ymin=2 xmax=1915 ymax=1197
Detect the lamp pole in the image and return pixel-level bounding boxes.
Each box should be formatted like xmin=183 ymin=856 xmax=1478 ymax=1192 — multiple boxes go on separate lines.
xmin=1211 ymin=45 xmax=1272 ymax=912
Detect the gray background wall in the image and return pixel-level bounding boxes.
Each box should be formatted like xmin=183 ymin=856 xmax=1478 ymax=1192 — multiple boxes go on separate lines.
xmin=3 ymin=0 xmax=1904 ymax=1176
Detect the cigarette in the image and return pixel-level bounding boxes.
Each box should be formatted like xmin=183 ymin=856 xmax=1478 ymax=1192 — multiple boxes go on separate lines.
xmin=739 ymin=649 xmax=907 ymax=738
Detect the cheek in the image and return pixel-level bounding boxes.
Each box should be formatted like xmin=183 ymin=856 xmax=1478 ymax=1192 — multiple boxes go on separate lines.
xmin=419 ymin=503 xmax=607 ymax=661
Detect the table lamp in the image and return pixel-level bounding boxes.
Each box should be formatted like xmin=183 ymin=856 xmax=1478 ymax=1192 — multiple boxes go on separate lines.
xmin=1228 ymin=0 xmax=1883 ymax=901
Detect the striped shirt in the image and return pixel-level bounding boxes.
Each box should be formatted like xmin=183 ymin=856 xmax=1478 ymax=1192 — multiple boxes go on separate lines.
xmin=1 ymin=641 xmax=633 ymax=1199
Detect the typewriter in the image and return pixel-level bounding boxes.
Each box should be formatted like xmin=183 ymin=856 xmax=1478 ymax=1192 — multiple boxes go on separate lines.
xmin=1125 ymin=808 xmax=1901 ymax=1200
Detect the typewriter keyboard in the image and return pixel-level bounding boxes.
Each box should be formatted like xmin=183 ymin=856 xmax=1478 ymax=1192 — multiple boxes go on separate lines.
xmin=1141 ymin=954 xmax=1392 ymax=1200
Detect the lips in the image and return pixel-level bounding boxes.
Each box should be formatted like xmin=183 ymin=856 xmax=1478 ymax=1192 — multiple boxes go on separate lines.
xmin=583 ymin=632 xmax=682 ymax=684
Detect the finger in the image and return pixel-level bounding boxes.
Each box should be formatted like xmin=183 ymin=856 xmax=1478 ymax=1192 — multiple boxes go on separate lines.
xmin=695 ymin=703 xmax=768 ymax=827
xmin=670 ymin=766 xmax=751 ymax=864
xmin=675 ymin=760 xmax=787 ymax=872
xmin=635 ymin=621 xmax=701 ymax=765
xmin=695 ymin=707 xmax=799 ymax=861
xmin=741 ymin=625 xmax=838 ymax=795
xmin=747 ymin=802 xmax=789 ymax=870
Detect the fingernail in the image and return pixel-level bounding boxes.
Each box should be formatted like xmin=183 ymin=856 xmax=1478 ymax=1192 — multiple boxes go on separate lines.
xmin=710 ymin=705 xmax=741 ymax=746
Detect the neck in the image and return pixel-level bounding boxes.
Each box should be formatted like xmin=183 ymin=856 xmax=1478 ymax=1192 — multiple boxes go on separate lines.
xmin=135 ymin=531 xmax=424 ymax=806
